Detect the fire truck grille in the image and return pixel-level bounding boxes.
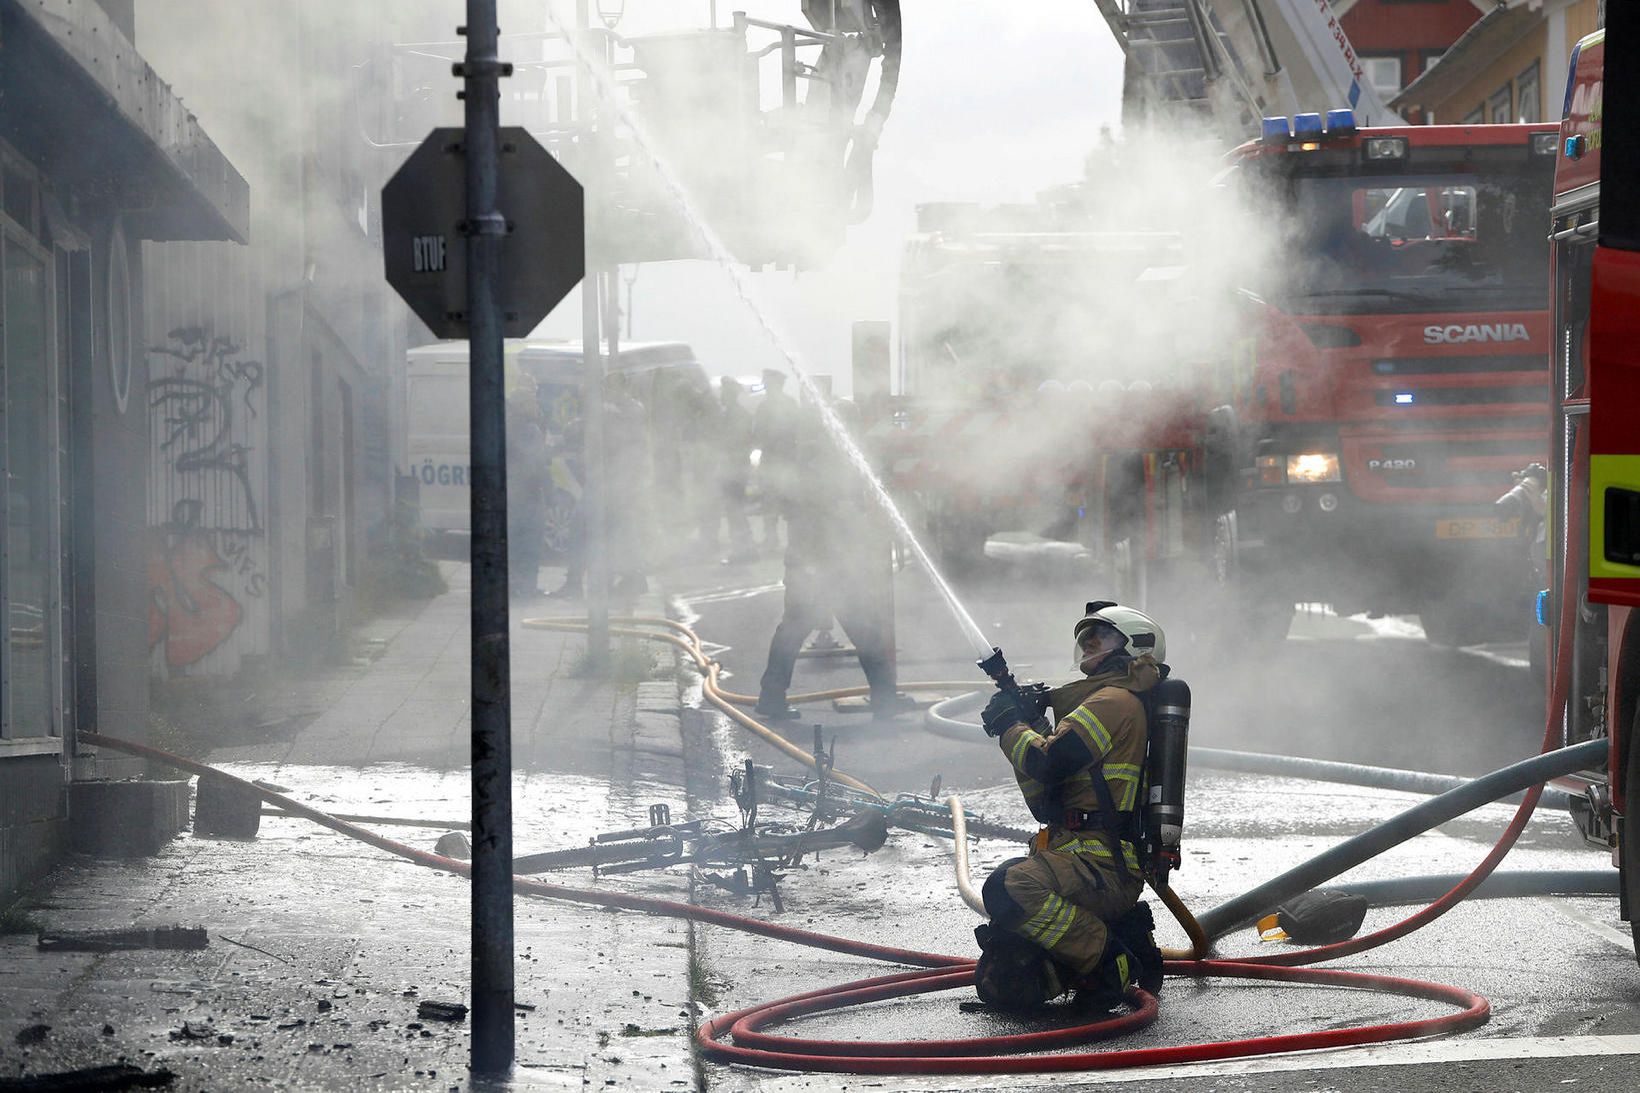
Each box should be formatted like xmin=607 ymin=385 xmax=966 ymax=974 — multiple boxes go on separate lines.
xmin=1372 ymin=384 xmax=1547 ymax=407
xmin=1369 ymin=355 xmax=1544 ymax=376
xmin=1370 ymin=438 xmax=1540 ymax=489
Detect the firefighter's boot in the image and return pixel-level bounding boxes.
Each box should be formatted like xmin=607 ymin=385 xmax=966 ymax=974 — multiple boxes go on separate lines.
xmin=869 ymin=691 xmax=918 ymax=721
xmin=1110 ymin=901 xmax=1164 ymax=996
xmin=754 ymin=693 xmax=801 ymax=721
xmin=1070 ymin=934 xmax=1139 ymax=1013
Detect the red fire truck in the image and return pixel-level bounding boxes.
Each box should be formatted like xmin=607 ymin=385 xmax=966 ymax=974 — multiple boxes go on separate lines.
xmin=1545 ymin=21 xmax=1639 ymax=958
xmin=1217 ymin=113 xmax=1561 ymax=644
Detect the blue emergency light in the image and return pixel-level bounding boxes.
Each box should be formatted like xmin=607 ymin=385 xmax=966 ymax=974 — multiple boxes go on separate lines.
xmin=1535 ymin=589 xmax=1550 ymax=626
xmin=1393 ymin=392 xmax=1414 ymax=405
xmin=1325 ymin=109 xmax=1357 ymax=133
xmin=1293 ymin=113 xmax=1325 ymax=138
xmin=1261 ymin=116 xmax=1291 ymax=144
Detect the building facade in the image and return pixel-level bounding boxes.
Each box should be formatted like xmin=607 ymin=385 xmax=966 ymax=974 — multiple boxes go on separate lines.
xmin=0 ymin=0 xmax=248 ymax=900
xmin=1391 ymin=0 xmax=1605 ymax=125
xmin=1335 ymin=0 xmax=1492 ymax=113
xmin=136 ymin=1 xmax=422 ymax=681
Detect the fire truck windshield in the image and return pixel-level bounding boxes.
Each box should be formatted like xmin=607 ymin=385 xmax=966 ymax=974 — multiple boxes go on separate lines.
xmin=1256 ymin=165 xmax=1551 ymax=315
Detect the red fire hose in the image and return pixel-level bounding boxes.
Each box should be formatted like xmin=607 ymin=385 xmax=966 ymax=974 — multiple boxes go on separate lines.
xmin=699 ymin=962 xmax=1487 ymax=1074
xmin=82 ymin=731 xmax=1492 ymax=1075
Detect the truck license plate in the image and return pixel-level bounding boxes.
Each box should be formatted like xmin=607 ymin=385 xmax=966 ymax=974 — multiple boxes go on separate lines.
xmin=1435 ymin=517 xmax=1521 ymax=540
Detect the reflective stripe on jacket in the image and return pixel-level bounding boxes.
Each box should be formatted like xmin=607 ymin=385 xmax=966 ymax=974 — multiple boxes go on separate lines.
xmin=998 ymin=655 xmax=1159 ymax=876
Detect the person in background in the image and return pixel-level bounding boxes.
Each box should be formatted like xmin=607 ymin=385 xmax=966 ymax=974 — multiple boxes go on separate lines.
xmin=717 ymin=377 xmax=757 ymax=563
xmin=679 ymin=374 xmax=724 ymax=559
xmin=755 ymin=397 xmax=914 ymax=722
xmin=548 ymin=374 xmax=650 ymax=600
xmin=750 ymin=368 xmax=799 ymax=552
xmin=505 ymin=385 xmax=550 ymax=599
xmin=603 ymin=373 xmax=652 ymax=598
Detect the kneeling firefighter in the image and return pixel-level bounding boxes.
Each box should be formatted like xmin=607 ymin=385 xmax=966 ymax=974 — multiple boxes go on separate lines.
xmin=974 ymin=602 xmax=1188 ymax=1011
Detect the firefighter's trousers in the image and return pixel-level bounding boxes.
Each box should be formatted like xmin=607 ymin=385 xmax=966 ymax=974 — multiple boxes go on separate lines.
xmin=758 ymin=552 xmax=895 ymax=702
xmin=984 ymin=841 xmax=1143 ymax=976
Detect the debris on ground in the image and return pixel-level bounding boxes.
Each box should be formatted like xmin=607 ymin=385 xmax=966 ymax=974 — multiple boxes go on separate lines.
xmin=620 ymin=1023 xmax=679 ymax=1037
xmin=37 ymin=926 xmax=207 ymax=952
xmin=13 ymin=1025 xmax=49 ymax=1046
xmin=0 ymin=1063 xmax=176 ymax=1091
xmin=194 ymin=774 xmax=262 ymax=838
xmin=416 ymin=1000 xmax=468 ymax=1022
xmin=169 ymin=1020 xmax=218 ymax=1042
xmin=433 ymin=831 xmax=470 ymax=859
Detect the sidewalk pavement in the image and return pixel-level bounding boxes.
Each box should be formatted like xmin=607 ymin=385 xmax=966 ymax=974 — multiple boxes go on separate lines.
xmin=0 ymin=563 xmax=704 ymax=1091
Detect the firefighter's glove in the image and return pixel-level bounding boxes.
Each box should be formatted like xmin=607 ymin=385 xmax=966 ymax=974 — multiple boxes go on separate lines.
xmin=1016 ymin=682 xmax=1052 ymax=725
xmin=981 ymin=691 xmax=1027 ymax=738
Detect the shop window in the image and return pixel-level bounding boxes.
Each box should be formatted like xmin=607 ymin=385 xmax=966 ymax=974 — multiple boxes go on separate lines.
xmin=1489 ymin=84 xmax=1513 ymax=124
xmin=3 ymin=232 xmax=59 ymax=740
xmin=1463 ymin=105 xmax=1485 ymax=125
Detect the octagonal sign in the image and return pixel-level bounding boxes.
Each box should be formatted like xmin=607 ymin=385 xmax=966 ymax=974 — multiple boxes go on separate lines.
xmin=383 ymin=127 xmax=585 ymax=338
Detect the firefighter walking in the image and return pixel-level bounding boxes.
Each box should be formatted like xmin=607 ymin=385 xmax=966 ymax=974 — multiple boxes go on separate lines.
xmin=754 ymin=396 xmax=912 ymax=721
xmin=973 ymin=602 xmax=1168 ymax=1011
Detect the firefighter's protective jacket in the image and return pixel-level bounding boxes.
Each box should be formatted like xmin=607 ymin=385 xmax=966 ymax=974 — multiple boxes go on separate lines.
xmin=997 ymin=654 xmax=1160 ymax=877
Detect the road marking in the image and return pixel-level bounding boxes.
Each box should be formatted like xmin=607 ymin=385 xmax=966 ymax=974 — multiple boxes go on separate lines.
xmin=1032 ymin=1033 xmax=1640 ymax=1086
xmin=1459 ymin=644 xmax=1533 ymax=670
xmin=750 ymin=1035 xmax=1640 ymax=1091
xmin=675 ymin=581 xmax=783 ymax=608
xmin=1537 ymin=894 xmax=1637 ymax=952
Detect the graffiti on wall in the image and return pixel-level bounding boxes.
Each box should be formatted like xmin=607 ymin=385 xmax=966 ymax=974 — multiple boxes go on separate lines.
xmin=147 ymin=326 xmax=268 ymax=673
xmin=148 ymin=500 xmax=246 ymax=669
xmin=149 ymin=327 xmax=264 ymax=530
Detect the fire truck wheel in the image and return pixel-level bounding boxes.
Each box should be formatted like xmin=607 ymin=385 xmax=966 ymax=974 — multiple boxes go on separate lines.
xmin=1624 ymin=713 xmax=1640 ymax=965
xmin=1210 ymin=513 xmax=1291 ymax=646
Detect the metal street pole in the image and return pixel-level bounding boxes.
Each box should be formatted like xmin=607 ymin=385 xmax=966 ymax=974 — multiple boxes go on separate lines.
xmin=579 ymin=0 xmax=611 ymax=673
xmin=461 ymin=0 xmax=515 ymax=1074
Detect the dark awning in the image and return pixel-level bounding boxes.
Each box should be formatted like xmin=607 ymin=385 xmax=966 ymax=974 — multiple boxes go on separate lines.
xmin=0 ymin=0 xmax=248 ymax=242
xmin=1391 ymin=3 xmax=1542 ymax=113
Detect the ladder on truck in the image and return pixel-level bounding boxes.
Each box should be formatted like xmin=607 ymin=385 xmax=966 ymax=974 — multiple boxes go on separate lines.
xmin=1092 ymin=0 xmax=1274 ymax=134
xmin=1090 ymin=0 xmax=1403 ymax=140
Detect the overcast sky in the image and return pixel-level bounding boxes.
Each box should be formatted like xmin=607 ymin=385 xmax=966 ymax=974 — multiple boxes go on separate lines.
xmin=533 ymin=0 xmax=1127 ymax=393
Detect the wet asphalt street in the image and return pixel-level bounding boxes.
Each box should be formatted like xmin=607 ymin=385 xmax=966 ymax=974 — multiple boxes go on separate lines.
xmin=662 ymin=537 xmax=1640 ymax=1091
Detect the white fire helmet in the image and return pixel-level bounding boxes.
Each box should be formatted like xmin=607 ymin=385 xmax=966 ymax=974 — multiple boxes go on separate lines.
xmin=1073 ymin=601 xmax=1165 ymax=671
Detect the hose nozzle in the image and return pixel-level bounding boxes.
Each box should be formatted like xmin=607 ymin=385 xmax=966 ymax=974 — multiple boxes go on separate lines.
xmin=977 ymin=646 xmax=1020 ymax=697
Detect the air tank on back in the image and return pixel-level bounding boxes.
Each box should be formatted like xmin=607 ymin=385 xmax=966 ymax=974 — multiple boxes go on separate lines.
xmin=1146 ymin=676 xmax=1191 ymax=884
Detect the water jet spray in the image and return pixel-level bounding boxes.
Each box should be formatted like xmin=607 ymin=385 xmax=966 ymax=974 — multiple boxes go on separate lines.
xmin=543 ymin=2 xmax=996 ymax=667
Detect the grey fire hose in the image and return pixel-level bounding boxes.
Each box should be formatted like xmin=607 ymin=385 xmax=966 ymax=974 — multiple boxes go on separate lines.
xmin=1189 ymin=746 xmax=1573 ymax=812
xmin=925 ymin=692 xmax=1573 ymax=810
xmin=1195 ymin=737 xmax=1608 ymax=938
xmin=1330 ymin=869 xmax=1617 ymax=907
